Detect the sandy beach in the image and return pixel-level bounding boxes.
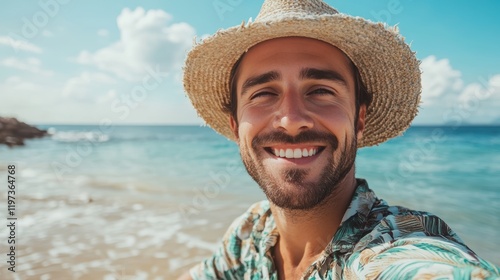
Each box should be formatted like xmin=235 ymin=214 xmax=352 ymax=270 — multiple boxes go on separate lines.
xmin=0 ymin=182 xmax=252 ymax=280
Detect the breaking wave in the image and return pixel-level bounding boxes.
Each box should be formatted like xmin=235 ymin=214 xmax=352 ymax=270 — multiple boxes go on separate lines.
xmin=51 ymin=130 xmax=110 ymax=143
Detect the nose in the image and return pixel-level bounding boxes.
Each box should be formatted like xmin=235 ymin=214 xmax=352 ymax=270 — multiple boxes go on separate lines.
xmin=273 ymin=90 xmax=314 ymax=136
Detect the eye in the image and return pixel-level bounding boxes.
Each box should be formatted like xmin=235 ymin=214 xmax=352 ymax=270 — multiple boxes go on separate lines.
xmin=308 ymin=88 xmax=335 ymax=96
xmin=250 ymin=91 xmax=276 ymax=100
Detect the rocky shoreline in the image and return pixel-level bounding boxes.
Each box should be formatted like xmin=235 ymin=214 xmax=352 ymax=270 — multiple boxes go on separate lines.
xmin=0 ymin=117 xmax=48 ymax=147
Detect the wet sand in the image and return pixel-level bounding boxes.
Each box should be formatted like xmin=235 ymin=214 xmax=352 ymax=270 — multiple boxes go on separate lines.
xmin=0 ymin=185 xmax=250 ymax=280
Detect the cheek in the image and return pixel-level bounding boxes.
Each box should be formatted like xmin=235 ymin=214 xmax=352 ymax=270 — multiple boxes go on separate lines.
xmin=238 ymin=106 xmax=274 ymax=133
xmin=313 ymin=102 xmax=354 ymax=124
xmin=236 ymin=121 xmax=258 ymax=151
xmin=312 ymin=104 xmax=356 ymax=140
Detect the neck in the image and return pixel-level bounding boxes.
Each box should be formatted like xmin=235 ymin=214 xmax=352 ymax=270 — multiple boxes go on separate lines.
xmin=270 ymin=168 xmax=358 ymax=271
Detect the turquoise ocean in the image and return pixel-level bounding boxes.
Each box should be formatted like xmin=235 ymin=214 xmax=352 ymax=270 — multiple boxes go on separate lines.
xmin=0 ymin=125 xmax=499 ymax=279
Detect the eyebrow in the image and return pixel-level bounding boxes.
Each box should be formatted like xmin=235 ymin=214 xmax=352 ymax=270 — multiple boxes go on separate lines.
xmin=299 ymin=68 xmax=349 ymax=88
xmin=241 ymin=71 xmax=280 ymax=96
xmin=239 ymin=67 xmax=349 ymax=96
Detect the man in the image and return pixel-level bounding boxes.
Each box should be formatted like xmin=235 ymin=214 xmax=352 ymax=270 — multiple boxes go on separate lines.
xmin=180 ymin=0 xmax=500 ymax=279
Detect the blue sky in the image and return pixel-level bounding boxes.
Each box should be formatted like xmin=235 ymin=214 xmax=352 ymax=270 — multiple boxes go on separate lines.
xmin=1 ymin=0 xmax=499 ymax=125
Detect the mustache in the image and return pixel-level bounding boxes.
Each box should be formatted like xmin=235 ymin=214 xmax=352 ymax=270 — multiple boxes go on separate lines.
xmin=252 ymin=130 xmax=339 ymax=151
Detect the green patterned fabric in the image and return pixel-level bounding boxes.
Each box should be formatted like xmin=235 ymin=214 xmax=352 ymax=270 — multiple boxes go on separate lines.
xmin=190 ymin=179 xmax=500 ymax=279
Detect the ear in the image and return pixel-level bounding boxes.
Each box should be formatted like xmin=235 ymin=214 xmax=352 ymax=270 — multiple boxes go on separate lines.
xmin=229 ymin=115 xmax=239 ymax=140
xmin=356 ymin=104 xmax=367 ymax=141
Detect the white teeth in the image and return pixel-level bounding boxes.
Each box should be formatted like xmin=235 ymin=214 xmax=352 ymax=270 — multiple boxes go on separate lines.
xmin=272 ymin=147 xmax=319 ymax=158
xmin=302 ymin=148 xmax=309 ymax=157
xmin=293 ymin=149 xmax=302 ymax=158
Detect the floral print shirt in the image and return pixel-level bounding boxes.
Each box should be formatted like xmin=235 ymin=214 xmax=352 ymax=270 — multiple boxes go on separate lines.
xmin=189 ymin=179 xmax=500 ymax=279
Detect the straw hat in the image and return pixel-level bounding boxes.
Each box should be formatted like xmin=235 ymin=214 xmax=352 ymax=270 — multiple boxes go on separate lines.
xmin=183 ymin=0 xmax=421 ymax=147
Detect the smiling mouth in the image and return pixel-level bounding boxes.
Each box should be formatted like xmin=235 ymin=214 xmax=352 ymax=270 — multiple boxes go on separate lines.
xmin=264 ymin=146 xmax=326 ymax=159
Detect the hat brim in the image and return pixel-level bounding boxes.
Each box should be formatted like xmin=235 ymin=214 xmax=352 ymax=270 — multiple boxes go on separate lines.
xmin=183 ymin=15 xmax=421 ymax=147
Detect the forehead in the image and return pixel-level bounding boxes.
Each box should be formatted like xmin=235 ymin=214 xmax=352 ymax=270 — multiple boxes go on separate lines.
xmin=237 ymin=37 xmax=354 ymax=77
xmin=232 ymin=37 xmax=355 ymax=92
xmin=240 ymin=37 xmax=353 ymax=69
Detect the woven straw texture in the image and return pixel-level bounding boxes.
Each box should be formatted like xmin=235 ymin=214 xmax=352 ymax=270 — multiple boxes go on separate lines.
xmin=183 ymin=0 xmax=421 ymax=147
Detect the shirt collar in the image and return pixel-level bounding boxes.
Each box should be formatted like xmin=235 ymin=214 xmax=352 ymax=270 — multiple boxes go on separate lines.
xmin=326 ymin=178 xmax=377 ymax=254
xmin=255 ymin=179 xmax=378 ymax=255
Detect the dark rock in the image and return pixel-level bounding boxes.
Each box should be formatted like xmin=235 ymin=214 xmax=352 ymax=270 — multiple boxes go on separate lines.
xmin=0 ymin=117 xmax=48 ymax=147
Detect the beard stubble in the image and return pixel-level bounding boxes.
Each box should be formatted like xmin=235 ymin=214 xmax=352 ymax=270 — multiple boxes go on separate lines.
xmin=239 ymin=130 xmax=357 ymax=210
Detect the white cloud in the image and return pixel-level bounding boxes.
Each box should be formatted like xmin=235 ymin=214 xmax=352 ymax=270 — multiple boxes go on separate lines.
xmin=1 ymin=57 xmax=53 ymax=76
xmin=0 ymin=35 xmax=43 ymax=54
xmin=0 ymin=75 xmax=65 ymax=122
xmin=2 ymin=75 xmax=42 ymax=92
xmin=0 ymin=75 xmax=112 ymax=124
xmin=491 ymin=75 xmax=500 ymax=90
xmin=97 ymin=29 xmax=109 ymax=37
xmin=96 ymin=89 xmax=117 ymax=104
xmin=415 ymin=56 xmax=500 ymax=125
xmin=62 ymin=72 xmax=117 ymax=101
xmin=457 ymin=75 xmax=500 ymax=122
xmin=59 ymin=7 xmax=196 ymax=122
xmin=75 ymin=7 xmax=195 ymax=81
xmin=420 ymin=56 xmax=463 ymax=103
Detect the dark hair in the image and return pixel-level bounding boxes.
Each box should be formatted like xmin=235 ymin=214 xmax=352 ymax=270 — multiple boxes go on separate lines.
xmin=223 ymin=56 xmax=244 ymax=122
xmin=224 ymin=56 xmax=372 ymax=128
xmin=352 ymin=63 xmax=372 ymax=130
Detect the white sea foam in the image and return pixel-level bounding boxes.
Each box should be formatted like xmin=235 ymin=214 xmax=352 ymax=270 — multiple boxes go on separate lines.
xmin=21 ymin=168 xmax=39 ymax=178
xmin=154 ymin=252 xmax=168 ymax=259
xmin=175 ymin=232 xmax=219 ymax=252
xmin=168 ymin=258 xmax=194 ymax=272
xmin=51 ymin=131 xmax=110 ymax=143
xmin=47 ymin=127 xmax=57 ymax=135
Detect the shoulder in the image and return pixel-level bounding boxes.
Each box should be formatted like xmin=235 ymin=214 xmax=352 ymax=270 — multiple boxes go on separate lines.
xmin=358 ymin=202 xmax=464 ymax=252
xmin=371 ymin=203 xmax=463 ymax=242
xmin=345 ymin=204 xmax=500 ymax=279
xmin=189 ymin=200 xmax=275 ymax=279
xmin=224 ymin=200 xmax=273 ymax=241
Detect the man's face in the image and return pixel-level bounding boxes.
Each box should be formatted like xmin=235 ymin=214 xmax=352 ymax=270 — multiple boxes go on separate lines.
xmin=230 ymin=37 xmax=366 ymax=210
